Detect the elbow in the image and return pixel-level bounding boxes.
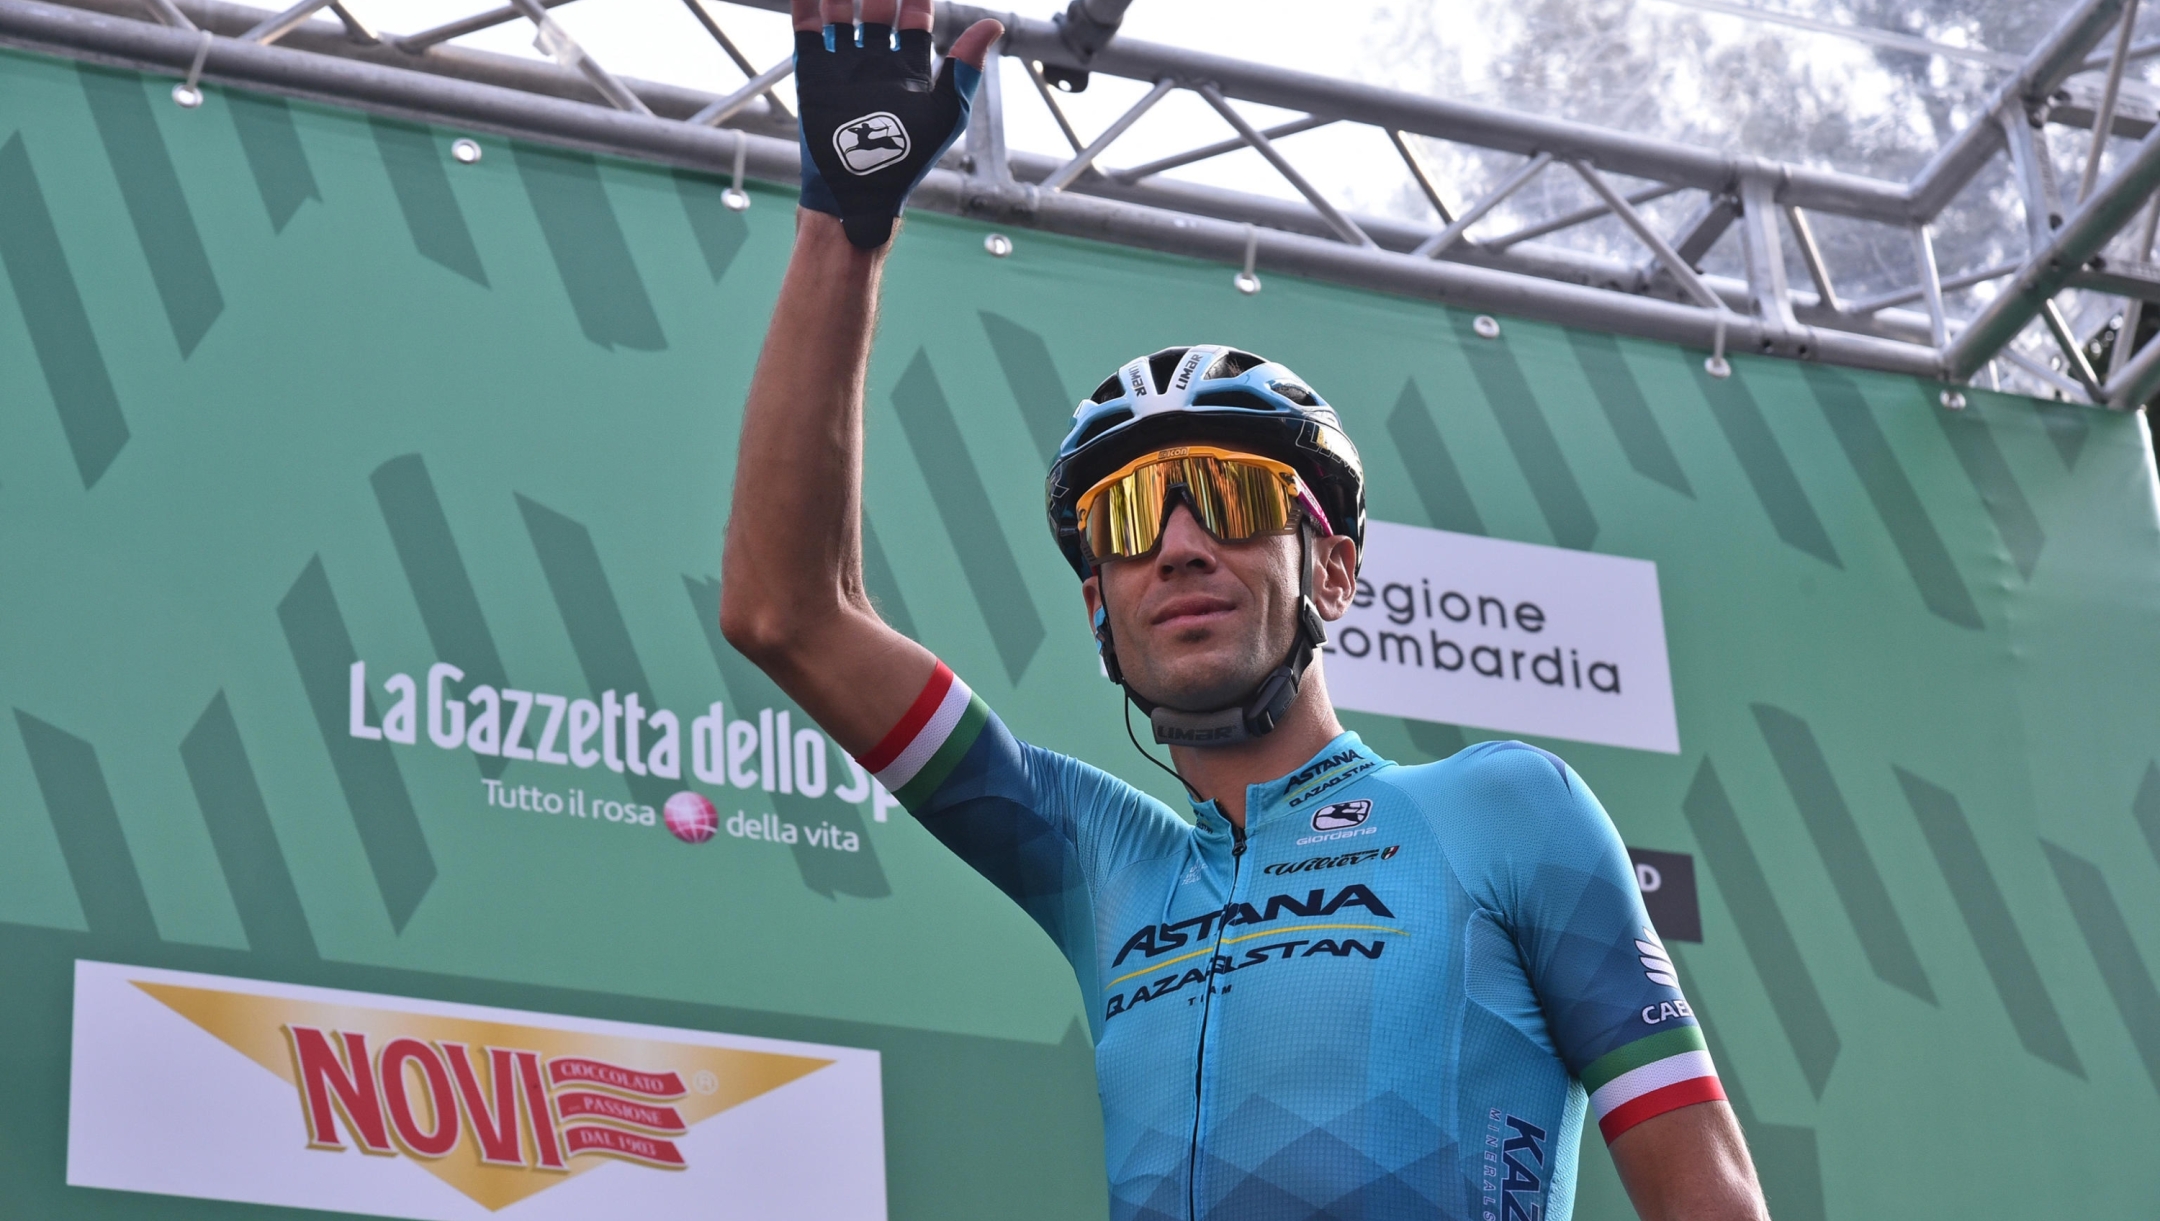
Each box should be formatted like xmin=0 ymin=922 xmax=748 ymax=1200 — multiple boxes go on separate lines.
xmin=717 ymin=595 xmax=799 ymax=670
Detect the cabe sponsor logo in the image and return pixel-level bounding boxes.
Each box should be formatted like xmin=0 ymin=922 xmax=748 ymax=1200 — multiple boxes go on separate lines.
xmin=67 ymin=962 xmax=887 ymax=1220
xmin=1326 ymin=521 xmax=1679 ymax=754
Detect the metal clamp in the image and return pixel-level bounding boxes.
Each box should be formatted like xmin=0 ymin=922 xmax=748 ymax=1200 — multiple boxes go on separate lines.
xmin=171 ymin=27 xmax=211 ymax=108
xmin=1233 ymin=224 xmax=1261 ymax=295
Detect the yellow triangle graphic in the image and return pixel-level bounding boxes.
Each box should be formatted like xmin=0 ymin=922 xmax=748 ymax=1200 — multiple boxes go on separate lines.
xmin=136 ymin=981 xmax=831 ymax=1212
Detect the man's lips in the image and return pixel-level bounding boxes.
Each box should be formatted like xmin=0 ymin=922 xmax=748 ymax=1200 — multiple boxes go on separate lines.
xmin=1149 ymin=595 xmax=1238 ymax=629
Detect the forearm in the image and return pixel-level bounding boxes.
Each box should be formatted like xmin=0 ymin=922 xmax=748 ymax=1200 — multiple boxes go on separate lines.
xmin=1609 ymin=1101 xmax=1768 ymax=1221
xmin=720 ymin=210 xmax=934 ymax=750
xmin=723 ymin=209 xmax=881 ymax=635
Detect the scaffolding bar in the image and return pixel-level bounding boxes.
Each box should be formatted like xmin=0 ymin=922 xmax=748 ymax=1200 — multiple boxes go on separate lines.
xmin=1947 ymin=114 xmax=2160 ymax=377
xmin=1571 ymin=159 xmax=1725 ymax=312
xmin=1041 ymin=76 xmax=1172 ymax=192
xmin=398 ymin=0 xmax=575 ymax=55
xmin=1196 ymin=83 xmax=1371 ymax=246
xmin=2079 ymin=0 xmax=2141 ymax=202
xmin=1907 ymin=0 xmax=2128 ymax=219
xmin=1113 ymin=114 xmax=1332 ymax=184
xmin=1413 ymin=153 xmax=1550 ymax=258
xmin=944 ymin=0 xmax=1913 ymax=221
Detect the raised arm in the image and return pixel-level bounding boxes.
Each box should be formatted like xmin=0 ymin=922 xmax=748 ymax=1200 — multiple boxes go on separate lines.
xmin=718 ymin=0 xmax=1002 ymax=756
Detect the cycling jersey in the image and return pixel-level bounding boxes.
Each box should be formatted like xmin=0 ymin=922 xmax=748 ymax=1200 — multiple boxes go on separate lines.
xmin=860 ymin=662 xmax=1723 ymax=1221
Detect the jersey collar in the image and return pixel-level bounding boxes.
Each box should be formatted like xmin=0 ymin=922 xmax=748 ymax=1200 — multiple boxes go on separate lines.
xmin=1187 ymin=731 xmax=1386 ymax=835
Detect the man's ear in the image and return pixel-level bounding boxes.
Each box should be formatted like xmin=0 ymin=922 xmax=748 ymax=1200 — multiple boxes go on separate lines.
xmin=1081 ymin=574 xmax=1103 ymax=620
xmin=1312 ymin=536 xmax=1359 ymax=622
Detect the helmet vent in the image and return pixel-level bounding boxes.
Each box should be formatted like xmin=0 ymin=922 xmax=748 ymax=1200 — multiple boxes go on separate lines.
xmin=1145 ymin=350 xmax=1189 ymax=393
xmin=1189 ymin=390 xmax=1275 ymax=411
xmin=1204 ymin=349 xmax=1267 ymax=379
xmin=1269 ymin=379 xmax=1319 ymax=406
xmin=1088 ymin=374 xmax=1125 ymax=405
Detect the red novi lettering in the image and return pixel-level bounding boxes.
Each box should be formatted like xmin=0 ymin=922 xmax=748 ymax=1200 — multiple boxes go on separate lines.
xmin=441 ymin=1043 xmax=526 ymax=1167
xmin=286 ymin=1029 xmax=686 ymax=1174
xmin=379 ymin=1038 xmax=460 ymax=1158
xmin=516 ymin=1049 xmax=568 ymax=1171
xmin=288 ymin=1026 xmax=394 ymax=1154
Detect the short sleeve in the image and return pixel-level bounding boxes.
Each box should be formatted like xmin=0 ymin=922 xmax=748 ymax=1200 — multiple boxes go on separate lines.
xmin=855 ymin=662 xmax=1184 ymax=976
xmin=1450 ymin=741 xmax=1726 ymax=1143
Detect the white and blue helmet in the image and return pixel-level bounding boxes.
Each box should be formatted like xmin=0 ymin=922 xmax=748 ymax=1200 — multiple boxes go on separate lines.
xmin=1044 ymin=345 xmax=1366 ymax=578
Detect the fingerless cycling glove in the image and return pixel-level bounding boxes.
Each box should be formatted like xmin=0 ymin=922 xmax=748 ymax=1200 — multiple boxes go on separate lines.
xmin=794 ymin=22 xmax=983 ymax=249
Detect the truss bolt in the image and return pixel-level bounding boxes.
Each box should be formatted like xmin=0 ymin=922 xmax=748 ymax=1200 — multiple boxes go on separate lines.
xmin=984 ymin=233 xmax=1013 ymax=258
xmin=1472 ymin=315 xmax=1500 ymax=339
xmin=171 ymin=83 xmax=203 ymax=109
xmin=1939 ymin=390 xmax=1967 ymax=410
xmin=451 ymin=138 xmax=482 ymax=164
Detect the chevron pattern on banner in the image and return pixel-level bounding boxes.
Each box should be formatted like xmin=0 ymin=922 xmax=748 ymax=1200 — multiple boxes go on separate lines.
xmin=2 ymin=44 xmax=2159 ymax=1221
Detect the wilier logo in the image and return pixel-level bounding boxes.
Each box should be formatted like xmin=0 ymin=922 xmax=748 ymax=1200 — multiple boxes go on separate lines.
xmin=1311 ymin=799 xmax=1372 ymax=831
xmin=834 ymin=112 xmax=910 ymax=174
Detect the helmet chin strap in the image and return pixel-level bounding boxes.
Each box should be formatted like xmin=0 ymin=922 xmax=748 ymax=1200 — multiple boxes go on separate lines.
xmin=1094 ymin=522 xmax=1328 ymax=749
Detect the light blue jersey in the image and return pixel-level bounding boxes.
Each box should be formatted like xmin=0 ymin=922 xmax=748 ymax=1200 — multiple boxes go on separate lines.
xmin=859 ymin=662 xmax=1723 ymax=1221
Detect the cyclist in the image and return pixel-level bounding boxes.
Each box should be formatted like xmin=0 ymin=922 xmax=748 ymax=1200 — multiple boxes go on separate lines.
xmin=722 ymin=2 xmax=1769 ymax=1217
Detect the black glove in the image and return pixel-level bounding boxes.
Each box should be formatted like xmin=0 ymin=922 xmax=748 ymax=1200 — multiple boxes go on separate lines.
xmin=795 ymin=22 xmax=983 ymax=249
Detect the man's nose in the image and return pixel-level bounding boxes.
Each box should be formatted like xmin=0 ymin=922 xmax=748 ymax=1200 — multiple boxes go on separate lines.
xmin=1155 ymin=504 xmax=1218 ymax=572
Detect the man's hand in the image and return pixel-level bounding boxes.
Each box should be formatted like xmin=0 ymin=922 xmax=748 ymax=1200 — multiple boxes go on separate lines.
xmin=1610 ymin=1101 xmax=1770 ymax=1221
xmin=792 ymin=0 xmax=1004 ymax=248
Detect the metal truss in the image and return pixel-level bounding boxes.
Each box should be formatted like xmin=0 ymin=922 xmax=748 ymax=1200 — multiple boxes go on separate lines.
xmin=6 ymin=0 xmax=2160 ymax=405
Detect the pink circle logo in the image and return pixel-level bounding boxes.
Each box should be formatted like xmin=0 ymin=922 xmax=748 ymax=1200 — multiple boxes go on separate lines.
xmin=663 ymin=791 xmax=718 ymax=844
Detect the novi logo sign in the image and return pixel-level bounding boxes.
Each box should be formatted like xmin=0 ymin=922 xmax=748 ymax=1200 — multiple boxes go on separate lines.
xmin=68 ymin=963 xmax=883 ymax=1218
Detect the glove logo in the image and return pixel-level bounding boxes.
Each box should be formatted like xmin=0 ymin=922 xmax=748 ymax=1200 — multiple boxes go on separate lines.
xmin=1311 ymin=799 xmax=1371 ymax=831
xmin=834 ymin=112 xmax=910 ymax=174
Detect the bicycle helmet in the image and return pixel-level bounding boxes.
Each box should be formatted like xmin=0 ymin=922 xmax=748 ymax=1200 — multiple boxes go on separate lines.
xmin=1043 ymin=345 xmax=1366 ymax=747
xmin=1046 ymin=345 xmax=1365 ymax=579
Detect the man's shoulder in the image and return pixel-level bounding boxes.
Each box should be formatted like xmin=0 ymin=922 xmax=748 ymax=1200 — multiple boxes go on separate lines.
xmin=1378 ymin=740 xmax=1575 ymax=799
xmin=1013 ymin=737 xmax=1190 ymax=824
xmin=1370 ymin=740 xmax=1595 ymax=852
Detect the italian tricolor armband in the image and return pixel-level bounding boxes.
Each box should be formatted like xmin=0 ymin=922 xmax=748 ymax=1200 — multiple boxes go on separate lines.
xmin=1582 ymin=1025 xmax=1726 ymax=1142
xmin=855 ymin=661 xmax=989 ymax=810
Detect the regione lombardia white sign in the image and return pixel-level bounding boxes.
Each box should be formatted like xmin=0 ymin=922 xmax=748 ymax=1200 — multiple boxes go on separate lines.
xmin=1325 ymin=520 xmax=1679 ymax=754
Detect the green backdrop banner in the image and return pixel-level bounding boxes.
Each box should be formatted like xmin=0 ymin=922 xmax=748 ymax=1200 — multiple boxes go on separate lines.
xmin=4 ymin=44 xmax=2160 ymax=1220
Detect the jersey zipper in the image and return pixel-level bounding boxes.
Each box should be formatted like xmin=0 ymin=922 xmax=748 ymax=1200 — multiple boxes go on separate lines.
xmin=1185 ymin=818 xmax=1246 ymax=1221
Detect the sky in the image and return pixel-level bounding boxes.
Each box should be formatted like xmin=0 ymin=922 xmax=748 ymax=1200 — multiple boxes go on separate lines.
xmin=348 ymin=0 xmax=1483 ymax=219
xmin=339 ymin=1 xmax=2103 ymax=228
xmin=309 ymin=1 xmax=2154 ymax=397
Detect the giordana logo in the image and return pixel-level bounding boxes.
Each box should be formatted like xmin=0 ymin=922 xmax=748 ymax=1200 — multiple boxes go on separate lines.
xmin=69 ymin=962 xmax=883 ymax=1218
xmin=1311 ymin=799 xmax=1371 ymax=831
xmin=834 ymin=111 xmax=909 ymax=174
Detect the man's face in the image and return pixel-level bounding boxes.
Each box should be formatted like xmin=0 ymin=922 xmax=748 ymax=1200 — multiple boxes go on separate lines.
xmin=1081 ymin=504 xmax=1310 ymax=713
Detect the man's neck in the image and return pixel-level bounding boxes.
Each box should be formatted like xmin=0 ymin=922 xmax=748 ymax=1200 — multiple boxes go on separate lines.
xmin=1165 ymin=665 xmax=1345 ymax=830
